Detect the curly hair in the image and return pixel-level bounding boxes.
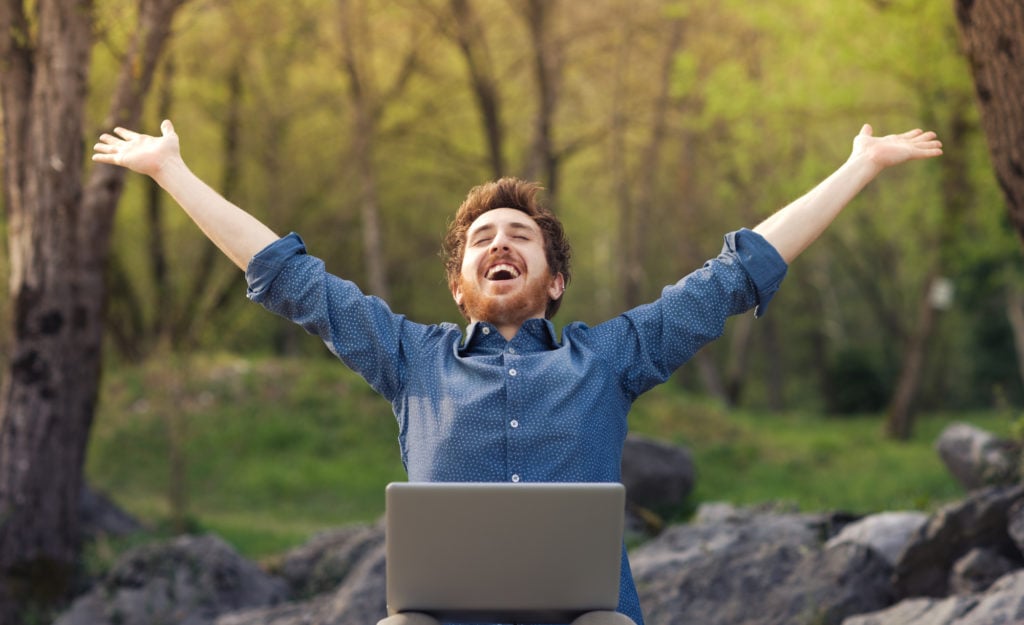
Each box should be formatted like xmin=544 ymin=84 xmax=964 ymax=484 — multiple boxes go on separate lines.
xmin=442 ymin=177 xmax=572 ymax=320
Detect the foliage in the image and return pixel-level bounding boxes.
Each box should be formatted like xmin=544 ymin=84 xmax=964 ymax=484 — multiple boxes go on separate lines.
xmin=79 ymin=0 xmax=1014 ymax=413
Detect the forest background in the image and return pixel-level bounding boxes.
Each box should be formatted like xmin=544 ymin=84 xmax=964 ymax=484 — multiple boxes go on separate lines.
xmin=69 ymin=0 xmax=1021 ymax=412
xmin=1 ymin=0 xmax=1023 ymax=615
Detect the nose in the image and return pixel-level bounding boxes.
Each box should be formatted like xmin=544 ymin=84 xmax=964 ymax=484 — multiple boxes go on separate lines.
xmin=490 ymin=229 xmax=511 ymax=252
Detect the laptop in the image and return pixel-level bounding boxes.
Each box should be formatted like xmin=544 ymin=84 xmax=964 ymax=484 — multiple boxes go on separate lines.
xmin=385 ymin=481 xmax=625 ymax=623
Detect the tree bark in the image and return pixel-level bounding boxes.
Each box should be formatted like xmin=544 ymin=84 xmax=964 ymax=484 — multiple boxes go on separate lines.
xmin=954 ymin=0 xmax=1024 ymax=242
xmin=0 ymin=0 xmax=184 ymax=613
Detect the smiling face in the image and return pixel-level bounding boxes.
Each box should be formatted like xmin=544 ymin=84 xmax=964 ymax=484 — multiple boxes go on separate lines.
xmin=452 ymin=208 xmax=565 ymax=334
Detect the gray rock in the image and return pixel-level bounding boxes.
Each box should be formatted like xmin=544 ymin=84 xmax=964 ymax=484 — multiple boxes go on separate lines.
xmin=55 ymin=534 xmax=288 ymax=625
xmin=1007 ymin=498 xmax=1024 ymax=555
xmin=268 ymin=523 xmax=384 ymax=599
xmin=217 ymin=541 xmax=387 ymax=625
xmin=935 ymin=423 xmax=1020 ymax=491
xmin=825 ymin=511 xmax=928 ymax=567
xmin=620 ymin=434 xmax=695 ymax=509
xmin=893 ymin=484 xmax=1024 ymax=599
xmin=949 ymin=547 xmax=1017 ymax=595
xmin=841 ymin=596 xmax=979 ymax=625
xmin=631 ymin=507 xmax=892 ymax=625
xmin=843 ymin=570 xmax=1024 ymax=625
xmin=80 ymin=484 xmax=144 ymax=539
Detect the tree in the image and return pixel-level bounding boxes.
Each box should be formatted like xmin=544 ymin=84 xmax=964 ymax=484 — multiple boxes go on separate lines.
xmin=0 ymin=0 xmax=185 ymax=615
xmin=954 ymin=0 xmax=1024 ymax=242
xmin=337 ymin=0 xmax=425 ymax=300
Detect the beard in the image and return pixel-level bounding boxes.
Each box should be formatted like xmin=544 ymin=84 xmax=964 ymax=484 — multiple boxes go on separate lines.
xmin=458 ymin=273 xmax=552 ymax=327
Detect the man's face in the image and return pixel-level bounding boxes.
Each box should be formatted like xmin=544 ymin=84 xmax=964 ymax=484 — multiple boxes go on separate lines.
xmin=453 ymin=208 xmax=564 ymax=328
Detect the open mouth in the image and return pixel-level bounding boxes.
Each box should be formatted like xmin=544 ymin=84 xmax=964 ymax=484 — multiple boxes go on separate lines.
xmin=485 ymin=263 xmax=521 ymax=281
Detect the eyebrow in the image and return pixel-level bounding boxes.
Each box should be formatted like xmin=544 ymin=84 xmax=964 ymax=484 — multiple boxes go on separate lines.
xmin=467 ymin=220 xmax=538 ymax=239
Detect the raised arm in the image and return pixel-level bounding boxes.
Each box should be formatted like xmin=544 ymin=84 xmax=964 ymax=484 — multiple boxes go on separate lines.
xmin=92 ymin=120 xmax=279 ymax=271
xmin=753 ymin=124 xmax=943 ymax=264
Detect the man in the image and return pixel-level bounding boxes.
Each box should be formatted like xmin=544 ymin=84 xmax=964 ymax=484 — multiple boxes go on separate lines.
xmin=93 ymin=120 xmax=941 ymax=625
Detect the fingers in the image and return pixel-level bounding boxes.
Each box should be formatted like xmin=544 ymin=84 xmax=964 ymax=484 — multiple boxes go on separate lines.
xmin=160 ymin=119 xmax=175 ymax=136
xmin=113 ymin=127 xmax=140 ymax=141
xmin=860 ymin=123 xmax=873 ymax=136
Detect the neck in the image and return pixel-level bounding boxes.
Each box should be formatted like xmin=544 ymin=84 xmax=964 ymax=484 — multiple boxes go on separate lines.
xmin=494 ymin=321 xmax=523 ymax=341
xmin=472 ymin=316 xmax=543 ymax=341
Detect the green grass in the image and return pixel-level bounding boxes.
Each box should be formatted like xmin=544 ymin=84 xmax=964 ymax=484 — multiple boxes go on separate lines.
xmin=87 ymin=353 xmax=1020 ymax=560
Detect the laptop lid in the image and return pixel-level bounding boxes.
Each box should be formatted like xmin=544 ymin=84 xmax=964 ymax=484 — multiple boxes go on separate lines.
xmin=385 ymin=482 xmax=625 ymax=624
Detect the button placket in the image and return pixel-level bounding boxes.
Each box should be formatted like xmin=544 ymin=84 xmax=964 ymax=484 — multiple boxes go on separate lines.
xmin=505 ymin=349 xmax=522 ymax=486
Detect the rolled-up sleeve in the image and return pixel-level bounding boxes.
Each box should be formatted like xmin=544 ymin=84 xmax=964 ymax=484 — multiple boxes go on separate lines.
xmin=725 ymin=228 xmax=788 ymax=318
xmin=246 ymin=232 xmax=308 ymax=301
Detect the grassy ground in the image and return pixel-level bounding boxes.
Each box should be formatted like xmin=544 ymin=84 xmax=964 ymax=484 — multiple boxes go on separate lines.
xmin=86 ymin=353 xmax=1019 ymax=560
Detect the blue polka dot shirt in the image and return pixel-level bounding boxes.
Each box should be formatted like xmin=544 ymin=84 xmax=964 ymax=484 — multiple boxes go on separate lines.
xmin=246 ymin=228 xmax=787 ymax=625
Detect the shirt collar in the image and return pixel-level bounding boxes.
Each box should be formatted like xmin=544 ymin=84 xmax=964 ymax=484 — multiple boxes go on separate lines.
xmin=460 ymin=318 xmax=560 ymax=354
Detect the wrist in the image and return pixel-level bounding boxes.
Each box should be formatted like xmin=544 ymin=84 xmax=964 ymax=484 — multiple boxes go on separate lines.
xmin=844 ymin=151 xmax=885 ymax=180
xmin=151 ymin=155 xmax=188 ymax=186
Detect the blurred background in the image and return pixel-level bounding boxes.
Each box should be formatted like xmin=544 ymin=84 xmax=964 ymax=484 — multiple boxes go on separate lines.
xmin=3 ymin=0 xmax=1022 ymax=561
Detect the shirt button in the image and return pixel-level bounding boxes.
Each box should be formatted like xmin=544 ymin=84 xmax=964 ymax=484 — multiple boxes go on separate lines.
xmin=511 ymin=474 xmax=521 ymax=483
xmin=508 ymin=347 xmax=516 ymax=354
xmin=509 ymin=368 xmax=517 ymax=377
xmin=482 ymin=327 xmax=490 ymax=335
xmin=510 ymin=419 xmax=519 ymax=428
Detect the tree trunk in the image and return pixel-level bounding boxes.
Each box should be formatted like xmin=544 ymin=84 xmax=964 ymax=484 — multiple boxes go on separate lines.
xmin=885 ymin=272 xmax=940 ymax=440
xmin=338 ymin=0 xmax=421 ymax=301
xmin=1007 ymin=286 xmax=1024 ymax=390
xmin=884 ymin=96 xmax=973 ymax=440
xmin=954 ymin=0 xmax=1024 ymax=242
xmin=519 ymin=0 xmax=561 ymax=196
xmin=449 ymin=0 xmax=505 ymax=179
xmin=0 ymin=0 xmax=184 ymax=614
xmin=0 ymin=2 xmax=96 ymax=609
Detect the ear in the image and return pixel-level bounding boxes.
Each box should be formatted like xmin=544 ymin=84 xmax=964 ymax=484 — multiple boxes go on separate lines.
xmin=547 ymin=272 xmax=565 ymax=301
xmin=452 ymin=282 xmax=464 ymax=306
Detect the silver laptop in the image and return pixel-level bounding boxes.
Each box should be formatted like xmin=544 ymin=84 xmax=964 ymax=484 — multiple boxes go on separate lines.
xmin=385 ymin=482 xmax=625 ymax=623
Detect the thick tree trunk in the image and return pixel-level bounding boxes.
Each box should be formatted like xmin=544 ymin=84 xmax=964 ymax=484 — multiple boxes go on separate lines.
xmin=954 ymin=0 xmax=1024 ymax=241
xmin=0 ymin=1 xmax=98 ymax=610
xmin=0 ymin=0 xmax=184 ymax=614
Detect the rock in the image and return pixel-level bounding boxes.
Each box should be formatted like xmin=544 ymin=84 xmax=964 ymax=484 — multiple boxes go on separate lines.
xmin=55 ymin=534 xmax=288 ymax=625
xmin=935 ymin=423 xmax=1020 ymax=491
xmin=893 ymin=484 xmax=1024 ymax=599
xmin=825 ymin=511 xmax=928 ymax=567
xmin=268 ymin=523 xmax=384 ymax=599
xmin=620 ymin=434 xmax=695 ymax=509
xmin=949 ymin=547 xmax=1017 ymax=595
xmin=217 ymin=541 xmax=387 ymax=625
xmin=1007 ymin=498 xmax=1024 ymax=554
xmin=79 ymin=484 xmax=144 ymax=540
xmin=630 ymin=506 xmax=892 ymax=625
xmin=843 ymin=570 xmax=1024 ymax=625
xmin=216 ymin=594 xmax=333 ymax=625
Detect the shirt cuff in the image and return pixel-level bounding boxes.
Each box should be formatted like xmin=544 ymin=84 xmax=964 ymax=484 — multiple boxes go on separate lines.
xmin=723 ymin=228 xmax=788 ymax=317
xmin=246 ymin=232 xmax=307 ymax=301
